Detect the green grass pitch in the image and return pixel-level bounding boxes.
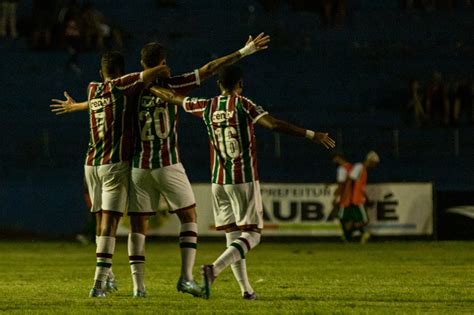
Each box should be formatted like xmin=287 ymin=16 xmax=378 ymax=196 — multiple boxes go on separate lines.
xmin=0 ymin=240 xmax=473 ymax=314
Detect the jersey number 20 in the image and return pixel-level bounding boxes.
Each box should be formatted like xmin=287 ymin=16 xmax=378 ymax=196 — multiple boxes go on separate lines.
xmin=139 ymin=108 xmax=170 ymax=141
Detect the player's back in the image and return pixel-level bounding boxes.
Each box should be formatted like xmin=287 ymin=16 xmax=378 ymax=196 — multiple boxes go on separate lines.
xmin=183 ymin=94 xmax=267 ymax=185
xmin=206 ymin=94 xmax=260 ymax=185
xmin=133 ymin=70 xmax=200 ymax=169
xmin=86 ymin=72 xmax=143 ymax=166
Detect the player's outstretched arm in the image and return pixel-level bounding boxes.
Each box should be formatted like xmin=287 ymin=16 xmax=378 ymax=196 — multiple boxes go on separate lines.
xmin=198 ymin=32 xmax=270 ymax=81
xmin=141 ymin=64 xmax=171 ymax=84
xmin=149 ymin=86 xmax=185 ymax=105
xmin=256 ymin=114 xmax=336 ymax=149
xmin=50 ymin=91 xmax=88 ymax=115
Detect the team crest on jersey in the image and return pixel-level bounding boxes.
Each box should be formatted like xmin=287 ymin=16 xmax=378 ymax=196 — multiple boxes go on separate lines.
xmin=212 ymin=110 xmax=234 ymax=123
xmin=141 ymin=95 xmax=164 ymax=108
xmin=90 ymin=97 xmax=111 ymax=110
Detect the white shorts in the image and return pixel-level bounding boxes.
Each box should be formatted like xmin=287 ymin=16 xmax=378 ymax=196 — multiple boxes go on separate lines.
xmin=84 ymin=161 xmax=130 ymax=214
xmin=212 ymin=181 xmax=264 ymax=231
xmin=128 ymin=163 xmax=196 ymax=215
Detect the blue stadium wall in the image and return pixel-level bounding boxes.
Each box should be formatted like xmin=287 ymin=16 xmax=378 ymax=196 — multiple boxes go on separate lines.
xmin=0 ymin=0 xmax=472 ymax=236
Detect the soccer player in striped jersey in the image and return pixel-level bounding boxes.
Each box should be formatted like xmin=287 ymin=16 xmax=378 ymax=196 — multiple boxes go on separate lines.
xmin=86 ymin=52 xmax=170 ymax=298
xmin=50 ymin=34 xmax=270 ymax=298
xmin=127 ymin=34 xmax=270 ymax=298
xmin=52 ymin=51 xmax=170 ymax=298
xmin=150 ymin=65 xmax=336 ymax=299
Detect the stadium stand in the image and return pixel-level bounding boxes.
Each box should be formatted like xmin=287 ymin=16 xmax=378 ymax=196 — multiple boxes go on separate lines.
xmin=0 ymin=0 xmax=472 ymax=235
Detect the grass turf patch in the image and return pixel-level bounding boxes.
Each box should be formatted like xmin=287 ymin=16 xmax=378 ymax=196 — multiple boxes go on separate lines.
xmin=0 ymin=241 xmax=472 ymax=314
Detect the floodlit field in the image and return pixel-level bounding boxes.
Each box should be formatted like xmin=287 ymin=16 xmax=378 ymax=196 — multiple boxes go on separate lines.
xmin=0 ymin=241 xmax=473 ymax=314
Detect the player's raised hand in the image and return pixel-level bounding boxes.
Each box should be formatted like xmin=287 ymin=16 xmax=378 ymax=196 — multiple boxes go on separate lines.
xmin=312 ymin=132 xmax=336 ymax=149
xmin=247 ymin=32 xmax=271 ymax=51
xmin=50 ymin=91 xmax=76 ymax=115
xmin=240 ymin=32 xmax=271 ymax=57
xmin=50 ymin=91 xmax=87 ymax=115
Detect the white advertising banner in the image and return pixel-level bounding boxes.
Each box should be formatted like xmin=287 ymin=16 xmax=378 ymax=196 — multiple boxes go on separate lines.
xmin=117 ymin=182 xmax=433 ymax=236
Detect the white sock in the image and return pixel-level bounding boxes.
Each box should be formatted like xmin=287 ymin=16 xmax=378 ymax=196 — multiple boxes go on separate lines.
xmin=226 ymin=231 xmax=254 ymax=294
xmin=179 ymin=222 xmax=197 ymax=282
xmin=128 ymin=233 xmax=146 ymax=292
xmin=213 ymin=231 xmax=260 ymax=278
xmin=97 ymin=235 xmax=115 ymax=281
xmin=212 ymin=245 xmax=241 ymax=277
xmin=94 ymin=236 xmax=116 ymax=289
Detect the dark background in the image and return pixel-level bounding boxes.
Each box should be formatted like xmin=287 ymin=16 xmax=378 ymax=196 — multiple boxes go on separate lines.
xmin=0 ymin=0 xmax=472 ymax=238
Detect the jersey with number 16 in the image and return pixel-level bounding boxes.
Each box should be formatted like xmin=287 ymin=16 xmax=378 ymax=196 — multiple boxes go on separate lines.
xmin=183 ymin=95 xmax=268 ymax=185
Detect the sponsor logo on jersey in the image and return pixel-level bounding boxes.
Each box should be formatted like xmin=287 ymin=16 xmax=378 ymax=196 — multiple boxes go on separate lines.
xmin=212 ymin=110 xmax=234 ymax=123
xmin=140 ymin=95 xmax=164 ymax=108
xmin=90 ymin=97 xmax=111 ymax=111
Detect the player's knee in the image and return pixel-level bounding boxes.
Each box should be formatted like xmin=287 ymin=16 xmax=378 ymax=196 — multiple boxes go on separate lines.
xmin=100 ymin=212 xmax=121 ymax=236
xmin=130 ymin=215 xmax=149 ymax=234
xmin=241 ymin=231 xmax=261 ymax=250
xmin=225 ymin=229 xmax=241 ymax=246
xmin=176 ymin=207 xmax=196 ymax=223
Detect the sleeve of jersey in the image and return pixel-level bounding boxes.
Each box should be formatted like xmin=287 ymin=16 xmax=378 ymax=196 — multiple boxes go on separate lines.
xmin=86 ymin=83 xmax=92 ymax=101
xmin=86 ymin=82 xmax=97 ymax=104
xmin=182 ymin=97 xmax=209 ymax=118
xmin=241 ymin=97 xmax=268 ymax=123
xmin=113 ymin=72 xmax=144 ymax=95
xmin=349 ymin=163 xmax=363 ymax=180
xmin=337 ymin=167 xmax=347 ymax=183
xmin=167 ymin=70 xmax=201 ymax=95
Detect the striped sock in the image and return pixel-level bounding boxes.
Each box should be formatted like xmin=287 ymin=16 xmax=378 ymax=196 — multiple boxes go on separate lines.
xmin=128 ymin=233 xmax=146 ymax=292
xmin=226 ymin=231 xmax=254 ymax=295
xmin=212 ymin=244 xmax=242 ymax=277
xmin=94 ymin=236 xmax=116 ymax=289
xmin=96 ymin=236 xmax=115 ymax=281
xmin=213 ymin=231 xmax=260 ymax=278
xmin=179 ymin=223 xmax=198 ymax=281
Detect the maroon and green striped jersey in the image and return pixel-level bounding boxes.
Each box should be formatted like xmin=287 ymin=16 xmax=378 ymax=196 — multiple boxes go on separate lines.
xmin=132 ymin=70 xmax=200 ymax=169
xmin=182 ymin=95 xmax=268 ymax=185
xmin=85 ymin=72 xmax=143 ymax=166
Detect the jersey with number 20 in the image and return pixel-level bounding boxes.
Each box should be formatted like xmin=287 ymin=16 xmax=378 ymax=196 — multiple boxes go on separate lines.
xmin=132 ymin=70 xmax=200 ymax=169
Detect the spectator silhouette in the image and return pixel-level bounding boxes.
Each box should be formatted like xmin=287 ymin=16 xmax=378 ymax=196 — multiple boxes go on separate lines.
xmin=0 ymin=0 xmax=19 ymax=39
xmin=82 ymin=1 xmax=109 ymax=50
xmin=31 ymin=0 xmax=59 ymax=49
xmin=56 ymin=0 xmax=82 ymax=74
xmin=406 ymin=78 xmax=426 ymax=127
xmin=452 ymin=78 xmax=474 ymax=126
xmin=426 ymin=71 xmax=449 ymax=126
xmin=321 ymin=0 xmax=347 ymax=28
xmin=81 ymin=1 xmax=123 ymax=51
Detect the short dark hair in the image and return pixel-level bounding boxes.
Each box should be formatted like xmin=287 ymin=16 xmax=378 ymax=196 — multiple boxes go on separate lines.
xmin=101 ymin=51 xmax=124 ymax=76
xmin=141 ymin=42 xmax=166 ymax=67
xmin=331 ymin=152 xmax=345 ymax=161
xmin=218 ymin=65 xmax=243 ymax=90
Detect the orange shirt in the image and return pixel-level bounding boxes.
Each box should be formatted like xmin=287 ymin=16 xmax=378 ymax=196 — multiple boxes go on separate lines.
xmin=349 ymin=163 xmax=367 ymax=205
